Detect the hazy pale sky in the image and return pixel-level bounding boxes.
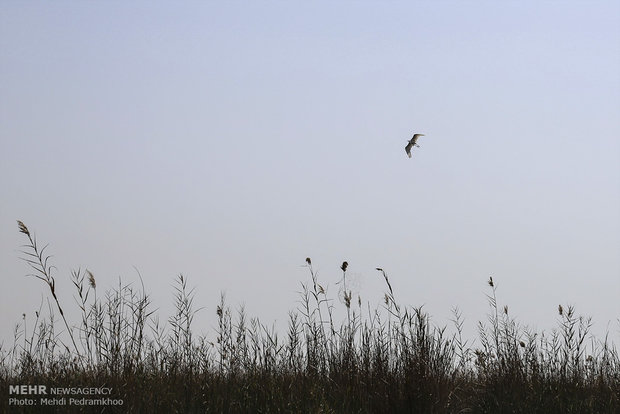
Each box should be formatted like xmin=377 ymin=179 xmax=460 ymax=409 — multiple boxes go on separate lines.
xmin=1 ymin=1 xmax=619 ymax=345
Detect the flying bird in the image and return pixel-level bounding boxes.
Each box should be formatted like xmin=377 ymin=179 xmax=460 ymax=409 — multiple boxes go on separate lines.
xmin=405 ymin=133 xmax=425 ymax=158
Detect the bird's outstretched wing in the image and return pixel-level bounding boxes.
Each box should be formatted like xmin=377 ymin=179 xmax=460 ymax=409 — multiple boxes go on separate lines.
xmin=405 ymin=143 xmax=413 ymax=158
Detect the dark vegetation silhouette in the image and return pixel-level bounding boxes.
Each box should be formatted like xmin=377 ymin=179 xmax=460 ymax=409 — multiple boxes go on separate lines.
xmin=1 ymin=222 xmax=618 ymax=413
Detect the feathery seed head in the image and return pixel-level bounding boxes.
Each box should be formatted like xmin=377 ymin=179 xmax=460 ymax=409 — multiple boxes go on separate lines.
xmin=86 ymin=269 xmax=96 ymax=289
xmin=17 ymin=220 xmax=30 ymax=236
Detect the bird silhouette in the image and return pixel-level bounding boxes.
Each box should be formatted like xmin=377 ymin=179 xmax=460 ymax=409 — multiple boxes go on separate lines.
xmin=405 ymin=133 xmax=425 ymax=158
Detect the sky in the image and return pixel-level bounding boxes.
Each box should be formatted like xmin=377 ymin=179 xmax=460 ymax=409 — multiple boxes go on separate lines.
xmin=1 ymin=1 xmax=619 ymax=347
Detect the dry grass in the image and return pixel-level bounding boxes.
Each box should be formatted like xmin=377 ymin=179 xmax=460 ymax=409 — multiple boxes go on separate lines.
xmin=1 ymin=221 xmax=618 ymax=413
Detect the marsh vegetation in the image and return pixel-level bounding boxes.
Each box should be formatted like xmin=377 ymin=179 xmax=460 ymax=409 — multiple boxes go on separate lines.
xmin=1 ymin=222 xmax=618 ymax=413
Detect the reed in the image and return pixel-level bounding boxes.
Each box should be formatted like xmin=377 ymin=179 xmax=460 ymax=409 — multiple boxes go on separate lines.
xmin=1 ymin=221 xmax=618 ymax=413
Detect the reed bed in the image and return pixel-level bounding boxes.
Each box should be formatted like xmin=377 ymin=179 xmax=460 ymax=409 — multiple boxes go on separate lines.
xmin=1 ymin=222 xmax=618 ymax=413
